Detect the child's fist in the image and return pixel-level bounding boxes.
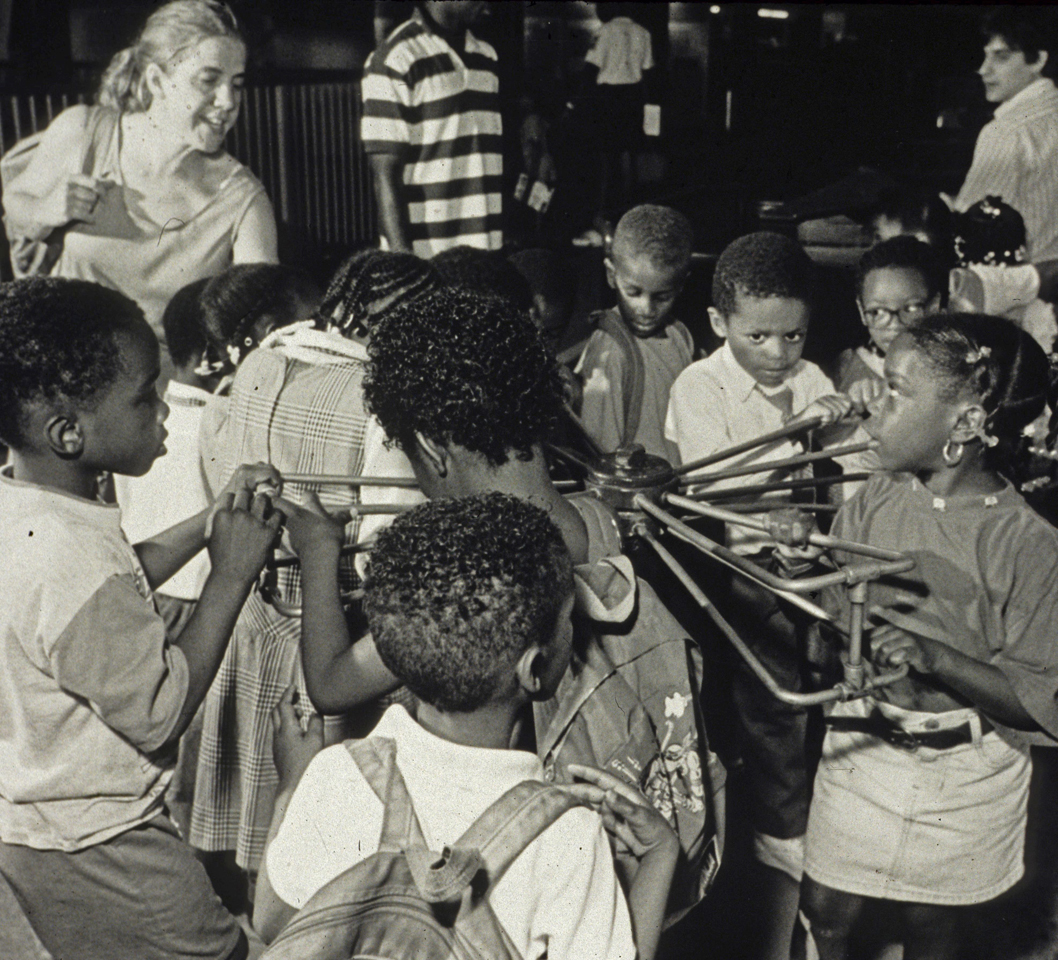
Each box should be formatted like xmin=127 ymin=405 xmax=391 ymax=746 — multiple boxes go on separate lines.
xmin=206 ymin=462 xmax=283 ymax=538
xmin=207 ymin=485 xmax=283 ymax=584
xmin=846 ymin=378 xmax=886 ymax=417
xmin=274 ymin=491 xmax=350 ymax=558
xmin=271 ymin=686 xmax=323 ymax=790
xmin=791 ymin=394 xmax=854 ymax=429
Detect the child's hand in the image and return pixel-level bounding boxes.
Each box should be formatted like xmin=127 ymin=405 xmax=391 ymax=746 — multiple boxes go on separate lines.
xmin=270 ymin=685 xmax=323 ymax=791
xmin=564 ymin=764 xmax=679 ymax=859
xmin=206 ymin=462 xmax=283 ymax=538
xmin=274 ymin=492 xmax=350 ymax=558
xmin=207 ymin=486 xmax=283 ymax=585
xmin=790 ymin=394 xmax=855 ymax=429
xmin=869 ymin=620 xmax=946 ymax=676
xmin=846 ymin=378 xmax=886 ymax=417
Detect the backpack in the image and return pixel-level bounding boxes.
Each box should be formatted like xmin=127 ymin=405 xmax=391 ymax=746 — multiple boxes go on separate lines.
xmin=0 ymin=106 xmax=117 ymax=278
xmin=261 ymin=737 xmax=581 ymax=960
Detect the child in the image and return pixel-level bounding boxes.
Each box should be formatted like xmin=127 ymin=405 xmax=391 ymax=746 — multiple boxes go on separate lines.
xmin=255 ymin=494 xmax=679 ymax=958
xmin=834 ymin=236 xmax=946 ymax=395
xmin=359 ymin=285 xmax=722 ymax=918
xmin=115 ymin=277 xmax=214 ymax=637
xmin=577 ymin=204 xmax=694 ymax=458
xmin=948 ymin=196 xmax=1057 ymax=353
xmin=801 ymin=312 xmax=1058 ymax=960
xmin=189 ymin=250 xmax=434 ymax=882
xmin=198 ymin=263 xmax=322 ymax=391
xmin=664 ymin=231 xmax=852 ymax=960
xmin=509 ymin=246 xmax=577 ymax=351
xmin=0 ymin=277 xmax=281 ymax=960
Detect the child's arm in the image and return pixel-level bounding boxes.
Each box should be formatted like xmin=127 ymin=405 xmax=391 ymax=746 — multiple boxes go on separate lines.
xmin=870 ymin=622 xmax=1040 ymax=730
xmin=565 ymin=764 xmax=680 ymax=960
xmin=132 ymin=462 xmax=280 ymax=589
xmin=279 ymin=493 xmax=400 ymax=712
xmin=254 ymin=686 xmax=324 ymax=943
xmin=166 ymin=487 xmax=283 ymax=738
xmin=786 ymin=393 xmax=855 ymax=431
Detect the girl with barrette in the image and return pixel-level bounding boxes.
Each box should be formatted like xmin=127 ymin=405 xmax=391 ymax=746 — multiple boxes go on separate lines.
xmin=800 ymin=312 xmax=1058 ymax=960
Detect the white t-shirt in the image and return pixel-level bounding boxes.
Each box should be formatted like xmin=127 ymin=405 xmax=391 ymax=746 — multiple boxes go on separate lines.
xmin=266 ymin=705 xmax=636 ymax=960
xmin=114 ymin=380 xmax=213 ymax=600
xmin=586 ymin=17 xmax=654 ymax=86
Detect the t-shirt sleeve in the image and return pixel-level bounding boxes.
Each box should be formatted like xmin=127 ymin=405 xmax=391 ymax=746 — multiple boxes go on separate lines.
xmin=989 ymin=521 xmax=1058 ymax=741
xmin=360 ymin=51 xmax=411 ymax=154
xmin=577 ymin=330 xmax=627 ymax=455
xmin=266 ymin=747 xmax=381 ymax=909
xmin=49 ymin=573 xmax=188 ymax=753
xmin=527 ymin=808 xmax=636 ymax=960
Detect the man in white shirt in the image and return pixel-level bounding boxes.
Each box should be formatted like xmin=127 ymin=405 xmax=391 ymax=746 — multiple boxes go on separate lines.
xmin=954 ymin=9 xmax=1058 ymax=261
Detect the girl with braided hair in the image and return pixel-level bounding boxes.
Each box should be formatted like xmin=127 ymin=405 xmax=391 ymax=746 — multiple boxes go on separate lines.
xmin=800 ymin=313 xmax=1058 ymax=960
xmin=189 ymin=250 xmax=436 ymax=891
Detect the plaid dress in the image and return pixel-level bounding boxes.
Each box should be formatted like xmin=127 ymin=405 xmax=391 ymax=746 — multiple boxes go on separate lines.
xmin=189 ymin=324 xmax=373 ymax=871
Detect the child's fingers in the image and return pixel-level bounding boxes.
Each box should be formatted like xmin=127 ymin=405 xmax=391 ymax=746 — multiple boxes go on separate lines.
xmin=231 ymin=485 xmax=252 ymax=513
xmin=561 ymin=783 xmax=607 ymax=807
xmin=270 ymin=685 xmax=299 ymax=730
xmin=567 ymin=764 xmax=648 ymax=809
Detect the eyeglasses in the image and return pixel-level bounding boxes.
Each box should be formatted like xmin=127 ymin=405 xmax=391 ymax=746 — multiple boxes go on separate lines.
xmin=860 ymin=302 xmax=928 ymax=328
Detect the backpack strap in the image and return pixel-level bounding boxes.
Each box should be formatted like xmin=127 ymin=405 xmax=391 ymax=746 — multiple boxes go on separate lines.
xmin=594 ymin=309 xmax=645 ymax=447
xmin=453 ymin=781 xmax=583 ymax=889
xmin=346 ymin=738 xmax=429 ymax=854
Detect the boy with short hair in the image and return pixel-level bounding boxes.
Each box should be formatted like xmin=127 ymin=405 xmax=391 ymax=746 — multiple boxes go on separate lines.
xmin=0 ymin=277 xmax=281 ymax=960
xmin=577 ymin=203 xmax=695 ymax=458
xmin=665 ymin=232 xmax=851 ymax=960
xmin=256 ymin=493 xmax=679 ymax=959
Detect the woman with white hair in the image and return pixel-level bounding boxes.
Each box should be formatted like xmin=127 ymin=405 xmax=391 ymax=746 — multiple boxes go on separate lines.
xmin=3 ymin=1 xmax=277 ymax=349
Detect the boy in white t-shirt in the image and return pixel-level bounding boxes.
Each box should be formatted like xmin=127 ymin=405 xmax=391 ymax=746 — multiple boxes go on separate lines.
xmin=255 ymin=493 xmax=680 ymax=960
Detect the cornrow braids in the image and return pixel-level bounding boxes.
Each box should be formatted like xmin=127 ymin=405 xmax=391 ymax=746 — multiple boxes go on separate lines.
xmin=318 ymin=249 xmax=440 ymax=339
xmin=906 ymin=312 xmax=1049 ymax=474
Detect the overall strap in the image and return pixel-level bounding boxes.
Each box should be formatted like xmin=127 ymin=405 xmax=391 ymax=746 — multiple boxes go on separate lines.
xmin=346 ymin=738 xmax=429 ymax=853
xmin=596 ymin=310 xmax=645 ymax=446
xmin=454 ymin=782 xmax=582 ymax=888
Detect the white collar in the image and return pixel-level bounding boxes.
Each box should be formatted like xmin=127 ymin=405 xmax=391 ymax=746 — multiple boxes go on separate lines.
xmin=994 ymin=77 xmax=1057 ymax=120
xmin=718 ymin=341 xmax=800 ymax=403
xmin=372 ymin=704 xmax=543 ymax=788
xmin=259 ymin=321 xmax=369 ymax=365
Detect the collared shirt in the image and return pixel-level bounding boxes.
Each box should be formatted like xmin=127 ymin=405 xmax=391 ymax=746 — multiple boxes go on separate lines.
xmin=114 ymin=380 xmax=214 ymax=601
xmin=955 ymin=77 xmax=1058 ymax=261
xmin=0 ymin=474 xmax=187 ymax=850
xmin=360 ymin=10 xmax=503 ymax=258
xmin=664 ymin=342 xmax=835 ymax=551
xmin=586 ymin=16 xmax=654 ymax=86
xmin=266 ymin=705 xmax=635 ymax=960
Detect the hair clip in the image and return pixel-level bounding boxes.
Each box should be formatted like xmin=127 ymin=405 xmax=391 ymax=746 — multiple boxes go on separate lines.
xmin=226 ymin=343 xmax=242 ymax=368
xmin=193 ymin=355 xmax=227 ymax=378
xmin=965 ymin=345 xmax=992 ymax=365
xmin=978 ymin=430 xmax=1000 ymax=448
xmin=980 ymin=198 xmax=1002 ymax=218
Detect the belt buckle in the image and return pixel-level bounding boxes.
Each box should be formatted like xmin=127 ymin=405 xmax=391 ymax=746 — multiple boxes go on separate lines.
xmin=885 ymin=726 xmax=920 ymax=752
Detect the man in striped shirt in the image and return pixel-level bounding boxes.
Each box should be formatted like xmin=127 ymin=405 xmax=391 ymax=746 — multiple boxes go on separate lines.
xmin=954 ymin=8 xmax=1058 ymax=262
xmin=361 ymin=1 xmax=504 ymax=259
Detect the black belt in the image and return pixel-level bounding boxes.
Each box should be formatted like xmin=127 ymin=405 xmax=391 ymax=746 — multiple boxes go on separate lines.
xmin=825 ymin=709 xmax=989 ymax=752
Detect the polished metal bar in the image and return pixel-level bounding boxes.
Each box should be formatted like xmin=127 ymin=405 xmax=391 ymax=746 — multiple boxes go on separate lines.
xmin=672 ymin=416 xmax=824 ymax=477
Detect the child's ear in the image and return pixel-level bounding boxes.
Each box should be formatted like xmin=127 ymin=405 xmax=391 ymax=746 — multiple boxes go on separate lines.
xmin=514 ymin=643 xmax=547 ymax=699
xmin=951 ymin=402 xmax=988 ymax=445
xmin=707 ymin=306 xmax=729 ymax=340
xmin=604 ymin=257 xmax=617 ymax=291
xmin=44 ymin=414 xmax=85 ymax=460
xmin=855 ymin=299 xmax=868 ymax=328
xmin=412 ymin=431 xmax=448 ymax=479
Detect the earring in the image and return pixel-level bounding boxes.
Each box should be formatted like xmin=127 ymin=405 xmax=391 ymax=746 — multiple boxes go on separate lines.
xmin=942 ymin=439 xmax=964 ymax=467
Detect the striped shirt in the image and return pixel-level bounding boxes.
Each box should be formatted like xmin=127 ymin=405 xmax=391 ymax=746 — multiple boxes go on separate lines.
xmin=360 ymin=12 xmax=503 ymax=258
xmin=955 ymin=78 xmax=1058 ymax=262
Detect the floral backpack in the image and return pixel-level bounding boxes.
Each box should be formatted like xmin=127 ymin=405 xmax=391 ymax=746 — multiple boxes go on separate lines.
xmin=261 ymin=737 xmax=581 ymax=960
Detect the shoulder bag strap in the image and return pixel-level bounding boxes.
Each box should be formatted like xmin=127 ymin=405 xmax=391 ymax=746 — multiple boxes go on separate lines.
xmin=346 ymin=737 xmax=430 ymax=853
xmin=454 ymin=781 xmax=582 ymax=887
